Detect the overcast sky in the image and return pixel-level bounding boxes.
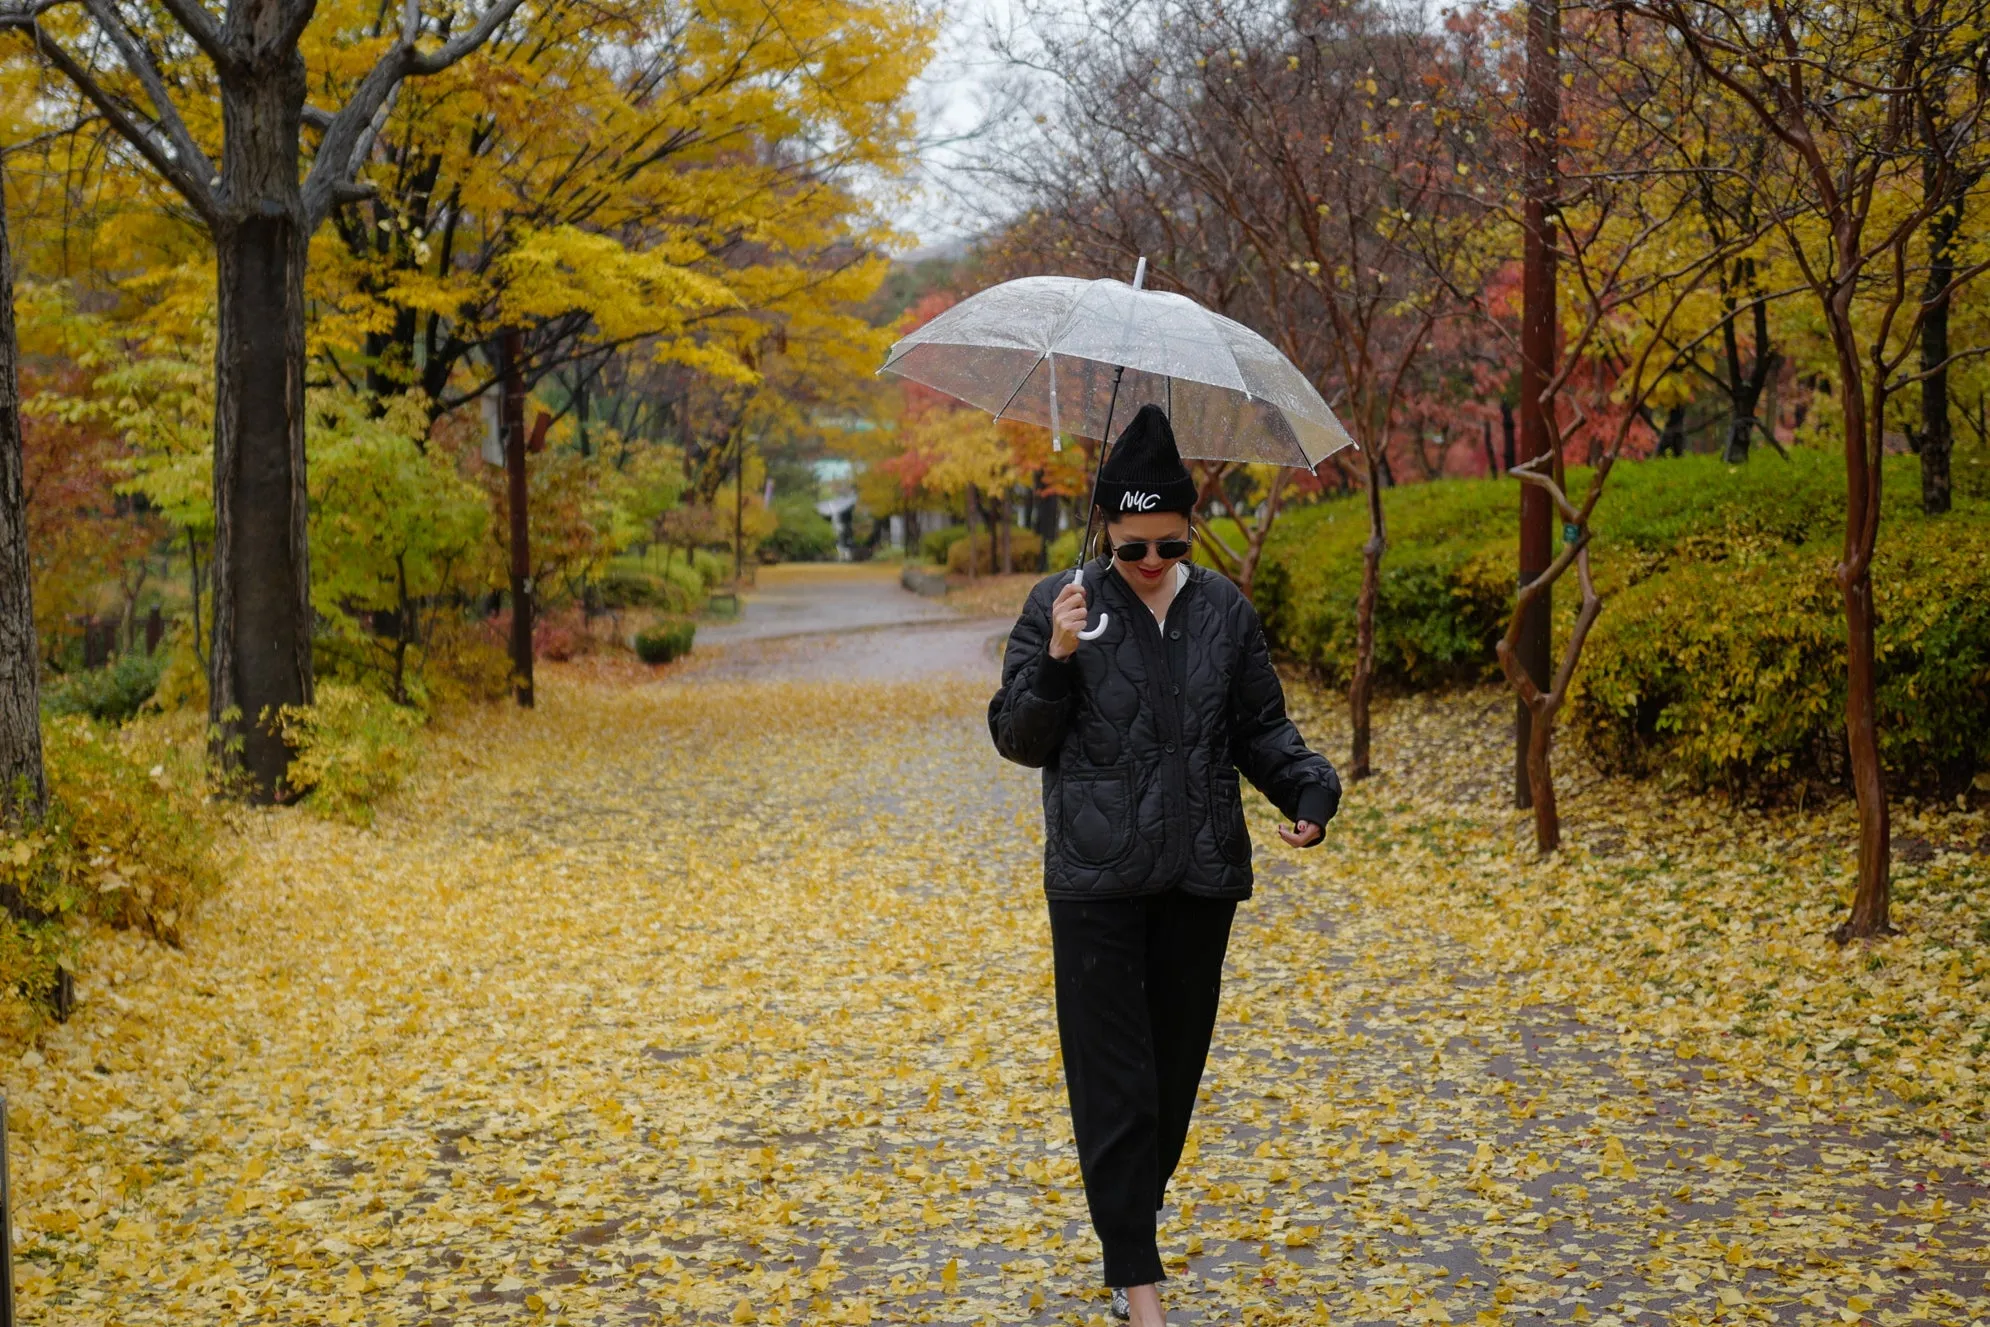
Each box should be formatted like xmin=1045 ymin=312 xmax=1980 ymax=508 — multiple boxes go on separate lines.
xmin=889 ymin=0 xmax=1019 ymax=253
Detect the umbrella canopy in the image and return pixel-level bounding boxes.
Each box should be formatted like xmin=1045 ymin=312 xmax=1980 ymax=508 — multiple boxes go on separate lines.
xmin=878 ymin=273 xmax=1357 ymax=469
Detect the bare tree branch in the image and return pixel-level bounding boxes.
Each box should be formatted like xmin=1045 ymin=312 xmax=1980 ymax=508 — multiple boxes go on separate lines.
xmin=75 ymin=0 xmax=222 ymax=204
xmin=11 ymin=21 xmax=218 ymax=219
xmin=302 ymin=0 xmax=525 ymax=227
xmin=151 ymin=0 xmax=233 ymax=72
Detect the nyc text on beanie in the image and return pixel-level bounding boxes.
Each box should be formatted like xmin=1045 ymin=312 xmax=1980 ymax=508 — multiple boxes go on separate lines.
xmin=1094 ymin=404 xmax=1197 ymax=516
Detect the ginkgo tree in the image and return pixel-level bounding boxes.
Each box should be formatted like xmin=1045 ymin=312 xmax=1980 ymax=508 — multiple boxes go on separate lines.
xmin=309 ymin=0 xmax=931 ymax=421
xmin=0 ymin=145 xmax=43 ymax=819
xmin=0 ymin=0 xmax=527 ymax=797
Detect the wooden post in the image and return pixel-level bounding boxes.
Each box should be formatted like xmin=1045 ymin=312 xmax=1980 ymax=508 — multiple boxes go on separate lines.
xmin=1516 ymin=0 xmax=1559 ymax=809
xmin=500 ymin=331 xmax=534 ymax=708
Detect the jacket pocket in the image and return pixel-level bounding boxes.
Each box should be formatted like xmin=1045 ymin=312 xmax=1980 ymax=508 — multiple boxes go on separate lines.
xmin=1210 ymin=769 xmax=1251 ymax=866
xmin=1057 ymin=771 xmax=1134 ymax=866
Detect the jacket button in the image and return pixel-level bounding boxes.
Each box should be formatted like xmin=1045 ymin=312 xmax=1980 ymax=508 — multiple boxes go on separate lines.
xmin=1165 ymin=742 xmax=1177 ymax=754
xmin=1171 ymin=684 xmax=1180 ymax=695
xmin=1169 ymin=629 xmax=1181 ymax=640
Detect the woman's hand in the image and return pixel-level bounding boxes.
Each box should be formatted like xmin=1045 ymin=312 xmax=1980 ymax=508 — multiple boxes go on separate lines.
xmin=1047 ymin=581 xmax=1089 ymax=660
xmin=1278 ymin=820 xmax=1323 ymax=848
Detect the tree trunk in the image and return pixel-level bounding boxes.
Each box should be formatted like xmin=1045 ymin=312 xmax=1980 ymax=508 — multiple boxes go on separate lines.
xmin=186 ymin=529 xmax=209 ymax=668
xmin=1033 ymin=478 xmax=1059 ymax=570
xmin=208 ymin=59 xmax=315 ymax=800
xmin=964 ymin=485 xmax=979 ymax=580
xmin=1720 ymin=413 xmax=1751 ymax=462
xmin=1658 ymin=405 xmax=1687 ymax=457
xmin=1525 ymin=694 xmax=1560 ymax=852
xmin=391 ymin=554 xmax=412 ymax=706
xmin=1514 ymin=0 xmax=1559 ymax=818
xmin=0 ymin=157 xmax=47 ymax=822
xmin=501 ymin=330 xmax=534 ymax=708
xmin=1833 ymin=558 xmax=1892 ymax=939
xmin=1919 ymin=190 xmax=1959 ymax=515
xmin=1235 ymin=471 xmax=1288 ymax=600
xmin=1500 ymin=399 xmax=1517 ymax=473
xmin=1348 ymin=456 xmax=1386 ymax=780
xmin=999 ymin=497 xmax=1013 ymax=575
xmin=210 ymin=210 xmax=313 ymax=798
xmin=1832 ymin=327 xmax=1891 ymax=940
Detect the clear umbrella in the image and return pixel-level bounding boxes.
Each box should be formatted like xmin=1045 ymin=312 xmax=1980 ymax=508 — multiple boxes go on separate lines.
xmin=878 ymin=260 xmax=1357 ymax=468
xmin=878 ymin=259 xmax=1358 ymax=640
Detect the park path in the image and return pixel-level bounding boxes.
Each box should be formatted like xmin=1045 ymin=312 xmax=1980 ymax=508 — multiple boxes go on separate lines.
xmin=7 ymin=565 xmax=1989 ymax=1326
xmin=695 ymin=564 xmax=963 ymax=650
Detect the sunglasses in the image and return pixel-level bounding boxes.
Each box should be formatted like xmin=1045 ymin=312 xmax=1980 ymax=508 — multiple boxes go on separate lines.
xmin=1110 ymin=535 xmax=1194 ymax=562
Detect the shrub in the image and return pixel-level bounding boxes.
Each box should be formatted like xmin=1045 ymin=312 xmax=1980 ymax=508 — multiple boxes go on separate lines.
xmin=1570 ymin=517 xmax=1990 ymax=797
xmin=690 ymin=548 xmax=730 ymax=587
xmin=419 ymin=613 xmax=515 ymax=707
xmin=278 ymin=683 xmax=424 ymax=827
xmin=45 ymin=648 xmax=168 ymax=722
xmin=0 ymin=811 xmax=82 ymax=1037
xmin=533 ymin=607 xmax=586 ymax=662
xmin=761 ymin=498 xmax=838 ymax=562
xmin=635 ymin=618 xmax=696 ymax=664
xmin=921 ymin=524 xmax=969 ymax=564
xmin=945 ymin=527 xmax=1045 ymax=575
xmin=0 ymin=714 xmax=225 ymax=1038
xmin=0 ymin=712 xmax=223 ymax=1036
xmin=1047 ymin=528 xmax=1084 ymax=569
xmin=658 ymin=567 xmax=703 ymax=613
xmin=45 ymin=715 xmax=221 ymax=942
xmin=1253 ymin=449 xmax=1990 ymax=796
xmin=150 ymin=632 xmax=208 ymax=713
xmin=1254 ymin=482 xmax=1514 ymax=689
xmin=1255 ymin=450 xmax=1942 ymax=690
xmin=598 ymin=563 xmax=671 ymax=609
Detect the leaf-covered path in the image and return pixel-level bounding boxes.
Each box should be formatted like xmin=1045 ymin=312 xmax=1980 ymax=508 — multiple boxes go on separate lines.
xmin=10 ymin=590 xmax=1990 ymax=1325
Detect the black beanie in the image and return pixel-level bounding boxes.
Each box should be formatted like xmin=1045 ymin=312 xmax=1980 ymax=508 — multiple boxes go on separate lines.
xmin=1094 ymin=404 xmax=1196 ymax=516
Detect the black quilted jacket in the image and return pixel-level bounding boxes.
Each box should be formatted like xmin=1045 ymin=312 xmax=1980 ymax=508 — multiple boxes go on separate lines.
xmin=988 ymin=558 xmax=1341 ymax=901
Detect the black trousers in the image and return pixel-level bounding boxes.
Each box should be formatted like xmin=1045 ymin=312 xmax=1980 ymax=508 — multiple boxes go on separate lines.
xmin=1047 ymin=889 xmax=1236 ymax=1288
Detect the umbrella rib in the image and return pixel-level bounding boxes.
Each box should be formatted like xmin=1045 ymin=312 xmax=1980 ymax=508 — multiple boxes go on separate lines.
xmin=990 ymin=353 xmax=1044 ymax=422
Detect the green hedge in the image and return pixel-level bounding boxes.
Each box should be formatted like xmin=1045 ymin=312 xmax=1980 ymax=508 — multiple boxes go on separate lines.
xmin=1254 ymin=479 xmax=1514 ymax=689
xmin=1570 ymin=524 xmax=1990 ymax=795
xmin=920 ymin=525 xmax=968 ymax=564
xmin=1255 ymin=450 xmax=1990 ymax=794
xmin=761 ymin=498 xmax=838 ymax=563
xmin=635 ymin=618 xmax=696 ymax=664
xmin=45 ymin=649 xmax=167 ymax=722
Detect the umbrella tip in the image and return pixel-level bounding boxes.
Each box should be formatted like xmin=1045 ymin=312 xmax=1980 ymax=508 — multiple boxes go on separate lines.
xmin=1132 ymin=256 xmax=1147 ymax=290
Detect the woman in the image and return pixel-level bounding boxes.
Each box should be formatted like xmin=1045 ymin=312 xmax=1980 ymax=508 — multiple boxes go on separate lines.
xmin=988 ymin=404 xmax=1341 ymax=1326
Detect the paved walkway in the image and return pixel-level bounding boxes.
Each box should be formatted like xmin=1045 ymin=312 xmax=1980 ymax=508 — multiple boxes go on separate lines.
xmin=10 ymin=566 xmax=1988 ymax=1326
xmin=696 ymin=564 xmax=961 ymax=647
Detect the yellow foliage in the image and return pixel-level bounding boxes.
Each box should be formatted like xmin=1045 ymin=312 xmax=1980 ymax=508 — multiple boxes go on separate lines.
xmin=277 ymin=684 xmax=425 ymax=827
xmin=5 ymin=642 xmax=1986 ymax=1322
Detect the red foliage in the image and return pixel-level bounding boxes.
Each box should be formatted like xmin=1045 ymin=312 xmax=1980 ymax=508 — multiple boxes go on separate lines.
xmin=18 ymin=364 xmax=162 ymax=658
xmin=480 ymin=605 xmax=594 ymax=663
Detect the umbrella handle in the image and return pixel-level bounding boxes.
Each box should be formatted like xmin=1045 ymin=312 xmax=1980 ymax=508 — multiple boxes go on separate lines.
xmin=1071 ymin=567 xmax=1110 ymax=641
